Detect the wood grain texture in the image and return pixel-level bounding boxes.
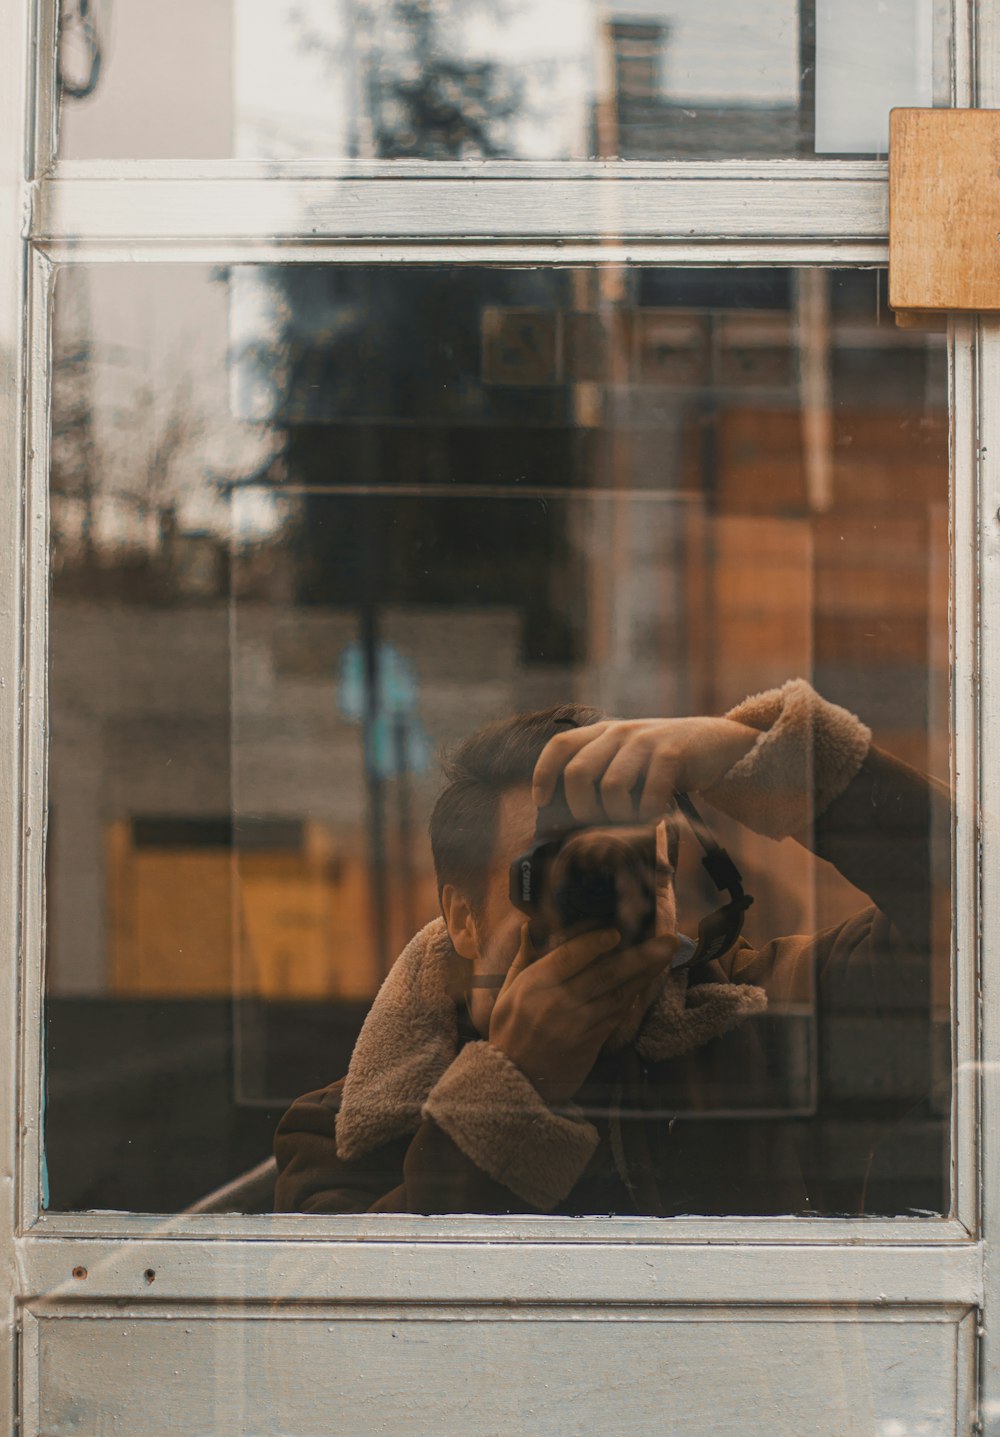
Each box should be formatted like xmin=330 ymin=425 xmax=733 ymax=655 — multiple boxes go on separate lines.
xmin=890 ymin=108 xmax=1000 ymax=313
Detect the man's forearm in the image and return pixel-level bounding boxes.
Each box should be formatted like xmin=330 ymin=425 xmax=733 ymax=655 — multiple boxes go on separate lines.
xmin=811 ymin=746 xmax=948 ymax=956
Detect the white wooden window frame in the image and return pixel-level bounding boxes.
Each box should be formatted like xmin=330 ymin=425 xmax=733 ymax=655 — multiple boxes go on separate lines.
xmin=3 ymin=0 xmax=1000 ymax=1432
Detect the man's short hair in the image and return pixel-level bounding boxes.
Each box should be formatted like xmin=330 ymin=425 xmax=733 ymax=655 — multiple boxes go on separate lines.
xmin=429 ymin=703 xmax=605 ymax=913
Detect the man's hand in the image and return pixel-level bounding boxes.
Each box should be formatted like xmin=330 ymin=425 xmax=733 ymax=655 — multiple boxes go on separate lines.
xmin=488 ymin=923 xmax=675 ymax=1107
xmin=532 ymin=716 xmax=758 ymax=823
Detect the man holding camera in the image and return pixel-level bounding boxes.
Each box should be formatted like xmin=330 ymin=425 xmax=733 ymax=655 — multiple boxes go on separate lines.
xmin=275 ymin=678 xmax=944 ymax=1217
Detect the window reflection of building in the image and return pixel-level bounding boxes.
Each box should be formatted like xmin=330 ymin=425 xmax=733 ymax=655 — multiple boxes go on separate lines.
xmin=44 ymin=262 xmax=950 ymax=1210
xmin=609 ymin=19 xmax=668 ymax=101
xmin=48 ymin=265 xmax=949 ymax=1009
xmin=57 ymin=0 xmax=941 ymax=163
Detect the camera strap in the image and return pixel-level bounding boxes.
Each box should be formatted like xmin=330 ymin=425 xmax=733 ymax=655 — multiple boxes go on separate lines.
xmin=672 ymin=791 xmax=754 ymax=972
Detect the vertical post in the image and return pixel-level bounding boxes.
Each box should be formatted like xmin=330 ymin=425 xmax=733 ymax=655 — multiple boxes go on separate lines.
xmin=974 ymin=6 xmax=1000 ymax=1431
xmin=0 ymin=0 xmax=31 ymax=1429
xmin=360 ymin=596 xmax=390 ymax=980
xmin=359 ymin=481 xmax=390 ymax=983
xmin=977 ymin=321 xmax=1000 ymax=1436
xmin=796 ymin=267 xmax=833 ymax=514
xmin=392 ymin=713 xmax=416 ymax=949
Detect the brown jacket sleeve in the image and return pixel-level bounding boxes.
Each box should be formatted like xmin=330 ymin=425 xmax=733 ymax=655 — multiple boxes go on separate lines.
xmin=719 ymin=744 xmax=946 ymax=991
xmin=716 ymin=744 xmax=946 ymax=1047
xmin=273 ymin=1078 xmax=541 ymax=1215
xmin=811 ymin=744 xmax=947 ymax=959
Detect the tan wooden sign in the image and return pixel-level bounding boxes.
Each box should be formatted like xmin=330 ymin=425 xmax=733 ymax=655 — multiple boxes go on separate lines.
xmin=890 ymin=107 xmax=1000 ymax=322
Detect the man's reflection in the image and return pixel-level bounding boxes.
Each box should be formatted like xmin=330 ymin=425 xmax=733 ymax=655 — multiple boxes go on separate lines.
xmin=275 ymin=679 xmax=944 ymax=1216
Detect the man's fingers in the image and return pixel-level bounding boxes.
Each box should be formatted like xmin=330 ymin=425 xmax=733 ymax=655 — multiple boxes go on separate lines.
xmin=562 ymin=732 xmax=627 ymax=820
xmin=531 ymin=723 xmax=609 ymax=806
xmin=499 ymin=923 xmax=537 ymax=996
xmin=597 ymin=742 xmax=649 ymax=821
xmin=571 ymin=935 xmax=675 ymax=1003
xmin=637 ymin=747 xmax=682 ymax=820
xmin=539 ymin=926 xmax=622 ymax=984
xmin=540 ymin=724 xmax=684 ymax=823
xmin=581 ymin=965 xmax=665 ymax=1031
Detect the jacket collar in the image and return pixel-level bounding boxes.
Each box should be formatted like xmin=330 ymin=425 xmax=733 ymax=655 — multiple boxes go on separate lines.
xmin=335 ymin=918 xmax=766 ymax=1162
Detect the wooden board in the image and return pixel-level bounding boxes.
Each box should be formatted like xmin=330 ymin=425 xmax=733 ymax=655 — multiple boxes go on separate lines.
xmin=890 ymin=108 xmax=1000 ymax=314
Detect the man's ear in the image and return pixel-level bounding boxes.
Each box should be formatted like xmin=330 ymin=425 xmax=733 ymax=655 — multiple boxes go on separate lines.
xmin=440 ymin=883 xmax=481 ymax=962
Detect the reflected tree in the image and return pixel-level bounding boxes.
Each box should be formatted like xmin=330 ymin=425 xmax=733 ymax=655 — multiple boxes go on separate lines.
xmin=49 ymin=273 xmax=203 ymax=591
xmin=49 ymin=270 xmax=279 ymax=602
xmin=367 ymin=0 xmax=522 ymax=158
xmin=253 ymin=0 xmax=575 ymax=971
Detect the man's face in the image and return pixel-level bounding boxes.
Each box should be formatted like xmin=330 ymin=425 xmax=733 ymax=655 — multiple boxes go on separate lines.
xmin=460 ymin=784 xmax=677 ymax=1040
xmin=463 ymin=784 xmax=537 ymax=1038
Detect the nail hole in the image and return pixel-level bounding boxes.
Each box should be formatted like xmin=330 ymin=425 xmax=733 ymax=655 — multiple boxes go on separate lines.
xmin=143 ymin=1268 xmax=156 ymax=1285
xmin=72 ymin=1266 xmax=87 ymax=1280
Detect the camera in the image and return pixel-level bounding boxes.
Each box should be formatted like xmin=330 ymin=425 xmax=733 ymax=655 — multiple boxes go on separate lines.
xmin=509 ymin=782 xmax=753 ymax=969
xmin=509 ymin=782 xmax=659 ymax=952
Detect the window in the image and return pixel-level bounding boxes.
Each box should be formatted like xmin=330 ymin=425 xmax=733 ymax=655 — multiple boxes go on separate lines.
xmin=44 ymin=261 xmax=953 ymax=1221
xmin=1 ymin=0 xmax=992 ymax=1433
xmin=55 ymin=0 xmax=950 ymax=161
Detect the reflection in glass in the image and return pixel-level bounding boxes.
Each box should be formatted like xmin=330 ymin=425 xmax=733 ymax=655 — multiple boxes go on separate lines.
xmin=46 ymin=262 xmax=950 ymax=1216
xmin=56 ymin=0 xmax=948 ymax=161
xmin=814 ymin=0 xmax=946 ymax=153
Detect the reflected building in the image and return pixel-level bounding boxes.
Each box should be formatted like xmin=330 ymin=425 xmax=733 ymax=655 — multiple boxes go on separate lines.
xmin=45 ymin=258 xmax=950 ymax=1214
xmin=58 ymin=1 xmax=943 ymax=163
xmin=44 ymin=0 xmax=951 ymax=1214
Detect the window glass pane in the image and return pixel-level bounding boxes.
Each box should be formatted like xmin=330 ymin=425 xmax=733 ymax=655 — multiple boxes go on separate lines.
xmin=55 ymin=0 xmax=951 ymax=162
xmin=46 ymin=262 xmax=951 ymax=1217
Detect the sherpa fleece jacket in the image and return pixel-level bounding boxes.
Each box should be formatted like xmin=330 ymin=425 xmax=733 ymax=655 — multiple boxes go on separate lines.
xmin=274 ymin=679 xmax=948 ymax=1218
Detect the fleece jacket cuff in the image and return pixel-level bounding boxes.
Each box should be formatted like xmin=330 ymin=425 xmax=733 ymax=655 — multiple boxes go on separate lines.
xmin=706 ymin=677 xmax=872 ymax=841
xmin=423 ymin=1041 xmax=599 ymax=1212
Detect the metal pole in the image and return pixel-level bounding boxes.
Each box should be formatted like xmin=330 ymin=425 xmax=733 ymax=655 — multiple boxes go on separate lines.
xmin=358 ymin=466 xmax=391 ymax=983
xmin=393 ymin=713 xmax=417 ymax=945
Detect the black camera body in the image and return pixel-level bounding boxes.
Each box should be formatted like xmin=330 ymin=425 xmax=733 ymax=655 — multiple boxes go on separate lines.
xmin=510 ymin=799 xmax=659 ymax=953
xmin=509 ymin=782 xmax=752 ymax=970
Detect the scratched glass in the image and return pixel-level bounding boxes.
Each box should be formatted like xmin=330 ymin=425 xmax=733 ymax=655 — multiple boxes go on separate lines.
xmin=44 ymin=262 xmax=950 ymax=1216
xmin=55 ymin=0 xmax=951 ymax=162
